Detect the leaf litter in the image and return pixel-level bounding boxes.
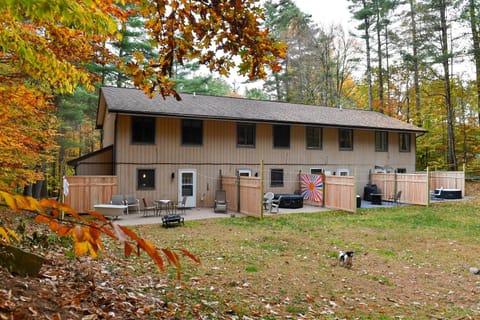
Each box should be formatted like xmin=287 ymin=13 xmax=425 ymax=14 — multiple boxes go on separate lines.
xmin=2 ymin=203 xmax=480 ymax=319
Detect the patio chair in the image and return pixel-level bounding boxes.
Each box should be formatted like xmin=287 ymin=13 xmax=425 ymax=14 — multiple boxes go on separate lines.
xmin=142 ymin=198 xmax=157 ymax=217
xmin=432 ymin=187 xmax=444 ymax=198
xmin=110 ymin=194 xmax=127 ymax=214
xmin=389 ymin=190 xmax=402 ymax=205
xmin=110 ymin=194 xmax=125 ymax=205
xmin=214 ymin=190 xmax=227 ymax=213
xmin=176 ymin=196 xmax=188 ymax=215
xmin=264 ymin=192 xmax=280 ymax=213
xmin=125 ymin=194 xmax=140 ymax=214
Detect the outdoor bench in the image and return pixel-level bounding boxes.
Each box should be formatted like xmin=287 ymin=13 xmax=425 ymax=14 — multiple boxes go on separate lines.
xmin=161 ymin=214 xmax=184 ymax=227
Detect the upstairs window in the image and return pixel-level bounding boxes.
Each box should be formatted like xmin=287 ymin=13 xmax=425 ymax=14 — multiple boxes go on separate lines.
xmin=131 ymin=116 xmax=155 ymax=144
xmin=375 ymin=131 xmax=388 ymax=152
xmin=237 ymin=123 xmax=256 ymax=147
xmin=399 ymin=133 xmax=411 ymax=152
xmin=339 ymin=129 xmax=353 ymax=150
xmin=273 ymin=125 xmax=290 ymax=148
xmin=182 ymin=119 xmax=203 ymax=145
xmin=306 ymin=126 xmax=322 ymax=149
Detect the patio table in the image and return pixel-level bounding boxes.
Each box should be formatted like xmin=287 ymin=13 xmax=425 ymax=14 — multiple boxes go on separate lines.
xmin=155 ymin=200 xmax=175 ymax=215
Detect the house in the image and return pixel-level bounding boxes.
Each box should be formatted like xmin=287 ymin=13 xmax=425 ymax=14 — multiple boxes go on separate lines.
xmin=68 ymin=86 xmax=425 ymax=208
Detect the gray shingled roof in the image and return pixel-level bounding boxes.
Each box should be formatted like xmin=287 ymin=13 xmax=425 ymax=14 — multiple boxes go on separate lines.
xmin=99 ymin=87 xmax=425 ymax=133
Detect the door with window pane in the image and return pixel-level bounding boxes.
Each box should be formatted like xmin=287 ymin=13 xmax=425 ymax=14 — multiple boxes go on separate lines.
xmin=178 ymin=169 xmax=196 ymax=207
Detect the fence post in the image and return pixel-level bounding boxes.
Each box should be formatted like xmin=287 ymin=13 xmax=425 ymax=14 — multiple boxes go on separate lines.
xmin=426 ymin=167 xmax=430 ymax=207
xmin=260 ymin=160 xmax=264 ymax=219
xmin=354 ymin=167 xmax=357 ymax=213
xmin=236 ymin=172 xmax=240 ymax=213
xmin=322 ymin=173 xmax=326 ymax=207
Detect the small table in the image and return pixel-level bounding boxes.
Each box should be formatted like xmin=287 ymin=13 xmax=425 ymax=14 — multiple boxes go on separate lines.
xmin=370 ymin=193 xmax=382 ymax=205
xmin=155 ymin=200 xmax=175 ymax=215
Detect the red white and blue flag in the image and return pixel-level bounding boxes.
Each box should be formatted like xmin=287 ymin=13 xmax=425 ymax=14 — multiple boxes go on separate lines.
xmin=301 ymin=174 xmax=323 ymax=203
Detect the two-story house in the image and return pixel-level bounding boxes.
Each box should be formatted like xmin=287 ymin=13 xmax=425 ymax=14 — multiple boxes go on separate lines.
xmin=69 ymin=87 xmax=425 ymax=208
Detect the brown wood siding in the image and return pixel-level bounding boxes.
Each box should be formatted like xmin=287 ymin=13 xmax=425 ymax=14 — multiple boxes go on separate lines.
xmin=102 ymin=112 xmax=116 ymax=147
xmin=75 ymin=149 xmax=113 ymax=176
xmin=111 ymin=115 xmax=418 ymax=207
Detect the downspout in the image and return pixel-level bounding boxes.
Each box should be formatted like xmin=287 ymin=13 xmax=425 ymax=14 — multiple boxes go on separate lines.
xmin=113 ymin=113 xmax=118 ymax=176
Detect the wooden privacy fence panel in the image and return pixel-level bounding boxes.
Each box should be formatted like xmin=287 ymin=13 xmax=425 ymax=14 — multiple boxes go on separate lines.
xmin=371 ymin=173 xmax=429 ymax=205
xmin=324 ymin=176 xmax=356 ymax=213
xmin=222 ymin=175 xmax=262 ymax=218
xmin=371 ymin=171 xmax=464 ymax=206
xmin=239 ymin=177 xmax=262 ymax=218
xmin=222 ymin=176 xmax=238 ymax=213
xmin=430 ymin=171 xmax=465 ymax=196
xmin=64 ymin=176 xmax=117 ymax=213
xmin=397 ymin=174 xmax=429 ymax=205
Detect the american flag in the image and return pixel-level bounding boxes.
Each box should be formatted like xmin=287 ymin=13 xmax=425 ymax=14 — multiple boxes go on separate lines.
xmin=301 ymin=174 xmax=323 ymax=203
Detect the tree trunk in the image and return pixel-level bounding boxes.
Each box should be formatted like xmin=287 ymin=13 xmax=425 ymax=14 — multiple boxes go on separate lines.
xmin=375 ymin=2 xmax=384 ymax=113
xmin=362 ymin=0 xmax=373 ymax=111
xmin=439 ymin=0 xmax=457 ymax=170
xmin=409 ymin=0 xmax=422 ymax=126
xmin=469 ymin=0 xmax=480 ymax=125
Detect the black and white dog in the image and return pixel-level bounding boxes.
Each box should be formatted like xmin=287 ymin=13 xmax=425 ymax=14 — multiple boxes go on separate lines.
xmin=338 ymin=251 xmax=354 ymax=268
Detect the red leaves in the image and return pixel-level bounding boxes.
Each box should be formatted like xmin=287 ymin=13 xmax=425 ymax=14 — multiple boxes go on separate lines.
xmin=0 ymin=192 xmax=200 ymax=278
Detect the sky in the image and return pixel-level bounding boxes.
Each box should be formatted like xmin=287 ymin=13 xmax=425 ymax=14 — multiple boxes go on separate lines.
xmin=230 ymin=0 xmax=354 ymax=94
xmin=293 ymin=0 xmax=352 ymax=29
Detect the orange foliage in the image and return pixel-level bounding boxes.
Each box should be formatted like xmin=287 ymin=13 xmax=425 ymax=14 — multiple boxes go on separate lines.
xmin=0 ymin=192 xmax=200 ymax=278
xmin=124 ymin=0 xmax=287 ymax=99
xmin=1 ymin=0 xmax=285 ymax=188
xmin=0 ymin=85 xmax=58 ymax=190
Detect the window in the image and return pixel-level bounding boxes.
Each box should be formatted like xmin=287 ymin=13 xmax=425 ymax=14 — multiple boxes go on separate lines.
xmin=131 ymin=116 xmax=155 ymax=144
xmin=273 ymin=125 xmax=290 ymax=148
xmin=270 ymin=169 xmax=284 ymax=187
xmin=237 ymin=123 xmax=256 ymax=147
xmin=310 ymin=168 xmax=323 ymax=175
xmin=339 ymin=129 xmax=353 ymax=150
xmin=306 ymin=126 xmax=322 ymax=149
xmin=399 ymin=133 xmax=411 ymax=152
xmin=375 ymin=131 xmax=388 ymax=152
xmin=137 ymin=169 xmax=155 ymax=190
xmin=337 ymin=168 xmax=350 ymax=176
xmin=396 ymin=168 xmax=407 ymax=173
xmin=182 ymin=119 xmax=203 ymax=145
xmin=237 ymin=169 xmax=252 ymax=176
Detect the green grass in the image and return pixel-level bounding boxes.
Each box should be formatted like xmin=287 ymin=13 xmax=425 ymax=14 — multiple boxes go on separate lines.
xmin=134 ymin=199 xmax=480 ymax=319
xmin=218 ymin=201 xmax=480 ymax=243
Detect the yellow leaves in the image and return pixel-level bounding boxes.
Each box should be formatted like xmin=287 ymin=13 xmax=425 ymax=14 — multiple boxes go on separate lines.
xmin=0 ymin=226 xmax=19 ymax=245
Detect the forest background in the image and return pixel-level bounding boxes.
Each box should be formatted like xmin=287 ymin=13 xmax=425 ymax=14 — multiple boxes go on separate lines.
xmin=2 ymin=0 xmax=480 ymax=198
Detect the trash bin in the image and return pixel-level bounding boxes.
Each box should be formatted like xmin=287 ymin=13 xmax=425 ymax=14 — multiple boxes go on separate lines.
xmin=356 ymin=195 xmax=361 ymax=208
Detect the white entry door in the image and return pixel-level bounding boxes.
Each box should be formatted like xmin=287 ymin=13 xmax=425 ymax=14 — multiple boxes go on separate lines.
xmin=178 ymin=169 xmax=196 ymax=208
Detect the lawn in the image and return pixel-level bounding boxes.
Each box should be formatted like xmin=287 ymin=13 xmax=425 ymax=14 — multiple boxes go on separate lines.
xmin=2 ymin=198 xmax=480 ymax=319
xmin=132 ymin=198 xmax=480 ymax=319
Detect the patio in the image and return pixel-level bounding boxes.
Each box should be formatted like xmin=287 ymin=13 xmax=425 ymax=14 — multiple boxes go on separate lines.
xmin=114 ymin=204 xmax=328 ymax=226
